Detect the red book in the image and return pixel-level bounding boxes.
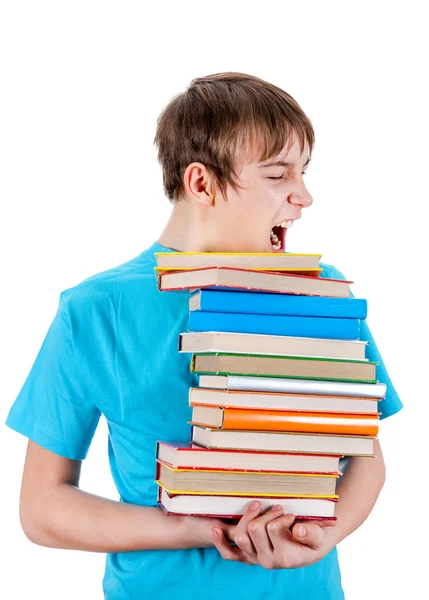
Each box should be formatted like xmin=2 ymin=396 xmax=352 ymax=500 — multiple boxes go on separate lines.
xmin=157 ymin=266 xmax=352 ymax=297
xmin=156 ymin=441 xmax=342 ymax=474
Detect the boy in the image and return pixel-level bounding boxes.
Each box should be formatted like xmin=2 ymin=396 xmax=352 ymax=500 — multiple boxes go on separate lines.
xmin=6 ymin=72 xmax=402 ymax=599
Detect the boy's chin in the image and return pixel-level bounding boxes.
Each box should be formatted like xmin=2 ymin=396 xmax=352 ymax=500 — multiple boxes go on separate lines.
xmin=224 ymin=240 xmax=284 ymax=253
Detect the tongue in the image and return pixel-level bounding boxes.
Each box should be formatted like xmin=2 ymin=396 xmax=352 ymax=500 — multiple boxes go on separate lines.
xmin=271 ymin=225 xmax=284 ymax=250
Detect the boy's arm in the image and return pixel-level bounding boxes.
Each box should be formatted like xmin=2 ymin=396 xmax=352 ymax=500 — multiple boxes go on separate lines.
xmin=19 ymin=440 xmax=228 ymax=552
xmin=323 ymin=437 xmax=386 ymax=548
xmin=20 ymin=436 xmax=384 ymax=561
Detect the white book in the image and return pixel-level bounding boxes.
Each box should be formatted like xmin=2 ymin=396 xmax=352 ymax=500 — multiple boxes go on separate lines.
xmin=199 ymin=374 xmax=386 ymax=399
xmin=158 ymin=486 xmax=337 ymax=518
xmin=179 ymin=331 xmax=368 ymax=361
xmin=189 ymin=387 xmax=379 ymax=414
xmin=192 ymin=425 xmax=376 ymax=457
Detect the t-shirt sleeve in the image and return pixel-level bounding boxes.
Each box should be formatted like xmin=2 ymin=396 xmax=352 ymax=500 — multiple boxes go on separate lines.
xmin=322 ymin=263 xmax=403 ymax=420
xmin=5 ymin=292 xmax=102 ymax=460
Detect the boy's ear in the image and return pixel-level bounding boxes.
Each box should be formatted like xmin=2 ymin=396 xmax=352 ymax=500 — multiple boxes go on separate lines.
xmin=183 ymin=162 xmax=217 ymax=207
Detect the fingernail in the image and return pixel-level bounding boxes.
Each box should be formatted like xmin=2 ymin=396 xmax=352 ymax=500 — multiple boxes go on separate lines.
xmin=297 ymin=525 xmax=306 ymax=537
xmin=212 ymin=529 xmax=218 ymax=540
xmin=272 ymin=504 xmax=283 ymax=511
xmin=250 ymin=501 xmax=260 ymax=510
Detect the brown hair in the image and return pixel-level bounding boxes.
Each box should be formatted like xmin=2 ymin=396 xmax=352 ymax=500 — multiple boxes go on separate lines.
xmin=154 ymin=72 xmax=314 ymax=203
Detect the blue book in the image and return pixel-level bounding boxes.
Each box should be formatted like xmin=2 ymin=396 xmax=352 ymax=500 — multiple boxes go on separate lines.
xmin=190 ymin=290 xmax=367 ymax=319
xmin=188 ymin=311 xmax=360 ymax=340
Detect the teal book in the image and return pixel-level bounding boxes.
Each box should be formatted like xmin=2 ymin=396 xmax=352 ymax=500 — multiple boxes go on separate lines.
xmin=190 ymin=289 xmax=367 ymax=319
xmin=188 ymin=310 xmax=360 ymax=340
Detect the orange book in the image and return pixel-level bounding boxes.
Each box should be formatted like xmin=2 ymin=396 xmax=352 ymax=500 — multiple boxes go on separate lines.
xmin=190 ymin=405 xmax=379 ymax=436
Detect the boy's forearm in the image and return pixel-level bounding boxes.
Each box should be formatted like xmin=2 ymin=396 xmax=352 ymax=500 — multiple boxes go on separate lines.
xmin=25 ymin=484 xmax=213 ymax=553
xmin=325 ymin=438 xmax=386 ymax=549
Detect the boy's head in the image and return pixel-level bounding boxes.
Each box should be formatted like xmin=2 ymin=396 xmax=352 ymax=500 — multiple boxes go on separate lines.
xmin=155 ymin=72 xmax=314 ymax=253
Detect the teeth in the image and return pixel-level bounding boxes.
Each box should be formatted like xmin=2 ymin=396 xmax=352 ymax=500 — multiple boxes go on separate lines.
xmin=279 ymin=220 xmax=293 ymax=228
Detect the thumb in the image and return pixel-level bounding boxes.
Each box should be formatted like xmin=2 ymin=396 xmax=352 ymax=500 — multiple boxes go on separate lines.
xmin=292 ymin=521 xmax=324 ymax=550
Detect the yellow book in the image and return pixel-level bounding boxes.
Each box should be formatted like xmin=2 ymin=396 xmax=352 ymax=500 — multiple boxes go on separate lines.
xmin=154 ymin=251 xmax=322 ymax=274
xmin=155 ymin=460 xmax=340 ymax=496
xmin=156 ymin=482 xmax=338 ymax=499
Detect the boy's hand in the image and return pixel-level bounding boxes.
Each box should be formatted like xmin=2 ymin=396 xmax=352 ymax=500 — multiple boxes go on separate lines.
xmin=211 ymin=501 xmax=337 ymax=569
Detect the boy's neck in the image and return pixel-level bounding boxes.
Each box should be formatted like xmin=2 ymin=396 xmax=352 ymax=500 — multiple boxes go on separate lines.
xmin=157 ymin=201 xmax=213 ymax=252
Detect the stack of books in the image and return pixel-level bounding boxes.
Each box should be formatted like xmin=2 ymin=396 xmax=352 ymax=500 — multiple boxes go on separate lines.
xmin=154 ymin=252 xmax=385 ymax=521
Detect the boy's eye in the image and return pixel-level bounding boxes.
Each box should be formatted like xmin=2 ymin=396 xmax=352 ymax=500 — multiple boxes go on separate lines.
xmin=267 ymin=171 xmax=307 ymax=180
xmin=267 ymin=170 xmax=307 ymax=181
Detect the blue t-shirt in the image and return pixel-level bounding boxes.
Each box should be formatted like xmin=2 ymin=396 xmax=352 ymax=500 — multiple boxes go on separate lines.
xmin=5 ymin=241 xmax=403 ymax=600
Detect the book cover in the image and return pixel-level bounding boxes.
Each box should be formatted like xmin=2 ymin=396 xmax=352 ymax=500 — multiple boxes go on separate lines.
xmin=157 ymin=486 xmax=338 ymax=520
xmin=154 ymin=251 xmax=322 ymax=273
xmin=157 ymin=266 xmax=352 ymax=297
xmin=155 ymin=461 xmax=340 ymax=496
xmin=156 ymin=481 xmax=339 ymax=500
xmin=190 ymin=289 xmax=368 ymax=319
xmin=190 ymin=405 xmax=380 ymax=436
xmin=156 ymin=458 xmax=342 ymax=477
xmin=188 ymin=311 xmax=361 ymax=340
xmin=189 ymin=387 xmax=380 ymax=414
xmin=191 ymin=425 xmax=377 ymax=456
xmin=198 ymin=374 xmax=387 ymax=399
xmin=179 ymin=331 xmax=368 ymax=361
xmin=191 ymin=353 xmax=378 ymax=383
xmin=156 ymin=441 xmax=343 ymax=473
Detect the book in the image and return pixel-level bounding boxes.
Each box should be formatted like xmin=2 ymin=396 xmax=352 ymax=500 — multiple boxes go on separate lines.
xmin=190 ymin=406 xmax=379 ymax=436
xmin=191 ymin=353 xmax=378 ymax=383
xmin=157 ymin=266 xmax=352 ymax=297
xmin=191 ymin=425 xmax=376 ymax=456
xmin=156 ymin=441 xmax=343 ymax=473
xmin=190 ymin=289 xmax=368 ymax=319
xmin=155 ymin=460 xmax=339 ymax=496
xmin=155 ymin=251 xmax=322 ymax=273
xmin=180 ymin=331 xmax=368 ymax=361
xmin=188 ymin=311 xmax=361 ymax=341
xmin=158 ymin=486 xmax=338 ymax=519
xmin=198 ymin=374 xmax=387 ymax=399
xmin=189 ymin=387 xmax=379 ymax=414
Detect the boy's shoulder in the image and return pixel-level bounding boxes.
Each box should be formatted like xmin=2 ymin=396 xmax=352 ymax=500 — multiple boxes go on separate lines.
xmin=58 ymin=246 xmax=157 ymax=311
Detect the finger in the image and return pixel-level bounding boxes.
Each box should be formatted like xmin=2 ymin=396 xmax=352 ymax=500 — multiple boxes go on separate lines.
xmin=212 ymin=528 xmax=255 ymax=565
xmin=231 ymin=500 xmax=263 ymax=557
xmin=291 ymin=521 xmax=325 ymax=550
xmin=264 ymin=512 xmax=296 ymax=549
xmin=246 ymin=505 xmax=286 ymax=557
xmin=236 ymin=500 xmax=263 ymax=531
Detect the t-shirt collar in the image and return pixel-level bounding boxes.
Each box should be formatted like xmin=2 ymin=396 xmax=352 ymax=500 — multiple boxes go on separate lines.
xmin=144 ymin=240 xmax=179 ymax=261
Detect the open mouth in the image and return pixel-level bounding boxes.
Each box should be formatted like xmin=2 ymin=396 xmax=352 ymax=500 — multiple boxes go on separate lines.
xmin=270 ymin=220 xmax=293 ymax=252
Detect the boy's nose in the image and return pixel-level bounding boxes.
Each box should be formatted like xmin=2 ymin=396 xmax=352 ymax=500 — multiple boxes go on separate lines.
xmin=288 ymin=189 xmax=313 ymax=209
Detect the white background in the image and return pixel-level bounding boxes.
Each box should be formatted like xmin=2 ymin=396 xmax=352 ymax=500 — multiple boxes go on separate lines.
xmin=1 ymin=1 xmax=427 ymax=598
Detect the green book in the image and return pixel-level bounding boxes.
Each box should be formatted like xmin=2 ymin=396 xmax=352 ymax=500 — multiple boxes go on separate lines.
xmin=191 ymin=352 xmax=378 ymax=384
